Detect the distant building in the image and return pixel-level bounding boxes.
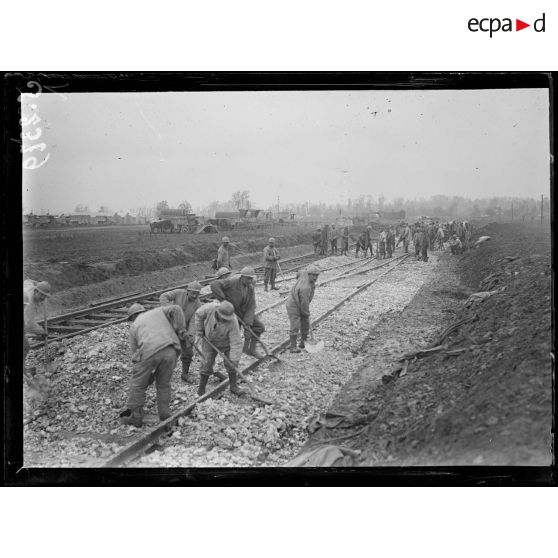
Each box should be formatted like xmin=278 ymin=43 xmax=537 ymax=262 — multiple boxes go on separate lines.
xmin=66 ymin=214 xmax=91 ymax=225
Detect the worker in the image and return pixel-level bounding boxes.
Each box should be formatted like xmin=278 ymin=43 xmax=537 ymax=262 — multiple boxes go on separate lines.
xmin=341 ymin=226 xmax=350 ymax=256
xmin=285 ymin=264 xmax=320 ymax=352
xmin=194 ymin=300 xmax=245 ymax=397
xmin=355 ymin=231 xmax=367 ymax=258
xmin=419 ymin=228 xmax=430 ymax=261
xmin=210 ymin=265 xmax=264 ymax=357
xmin=120 ymin=302 xmax=187 ymax=427
xmin=378 ymin=229 xmax=387 ymax=259
xmin=262 ymin=237 xmax=281 ymax=292
xmin=449 ymin=235 xmax=463 ymax=255
xmin=312 ymin=228 xmax=322 ymax=255
xmin=364 ymin=225 xmax=374 ymax=257
xmin=435 ymin=225 xmax=445 ymax=250
xmin=385 ymin=228 xmax=394 ymax=258
xmin=216 ymin=236 xmax=232 ymax=270
xmin=215 ymin=267 xmax=232 ymax=280
xmin=159 ymin=281 xmax=204 ymax=382
xmin=23 ymin=280 xmax=51 ymax=365
xmin=397 ymin=223 xmax=411 ymax=253
xmin=330 ymin=225 xmax=339 ymax=255
xmin=320 ymin=225 xmax=329 ymax=255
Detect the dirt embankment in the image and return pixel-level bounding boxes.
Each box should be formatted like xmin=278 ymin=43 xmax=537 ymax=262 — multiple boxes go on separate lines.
xmin=302 ymin=222 xmax=552 ymax=466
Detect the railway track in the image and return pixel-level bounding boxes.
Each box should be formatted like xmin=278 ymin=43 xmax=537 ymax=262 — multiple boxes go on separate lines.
xmin=28 ymin=245 xmax=359 ymax=350
xmin=29 ymin=251 xmax=323 ymax=350
xmin=102 ymin=253 xmax=411 ymax=467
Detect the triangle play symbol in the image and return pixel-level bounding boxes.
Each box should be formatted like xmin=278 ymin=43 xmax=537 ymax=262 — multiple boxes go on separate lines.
xmin=516 ymin=19 xmax=530 ymax=31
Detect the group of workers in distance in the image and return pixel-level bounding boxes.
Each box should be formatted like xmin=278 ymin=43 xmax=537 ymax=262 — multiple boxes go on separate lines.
xmin=23 ymin=221 xmax=475 ymax=429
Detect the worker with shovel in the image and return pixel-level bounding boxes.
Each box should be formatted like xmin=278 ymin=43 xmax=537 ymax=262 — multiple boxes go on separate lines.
xmin=120 ymin=302 xmax=187 ymax=427
xmin=210 ymin=265 xmax=265 ymax=358
xmin=194 ymin=300 xmax=245 ymax=397
xmin=159 ymin=280 xmax=203 ymax=382
xmin=285 ymin=264 xmax=320 ymax=353
xmin=263 ymin=237 xmax=281 ymax=291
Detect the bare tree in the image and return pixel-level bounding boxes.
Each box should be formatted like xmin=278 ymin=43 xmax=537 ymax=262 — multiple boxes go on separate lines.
xmin=178 ymin=200 xmax=193 ymax=212
xmin=231 ymin=190 xmax=251 ymax=210
xmin=156 ymin=200 xmax=169 ymax=212
xmin=74 ymin=204 xmax=89 ymax=214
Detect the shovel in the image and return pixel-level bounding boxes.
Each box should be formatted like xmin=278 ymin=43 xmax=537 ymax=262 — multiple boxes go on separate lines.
xmin=305 ymin=328 xmax=325 ymax=354
xmin=236 ymin=315 xmax=283 ymax=363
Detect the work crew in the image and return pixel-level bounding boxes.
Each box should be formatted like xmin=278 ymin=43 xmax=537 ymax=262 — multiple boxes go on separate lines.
xmin=210 ymin=265 xmax=265 ymax=357
xmin=330 ymin=225 xmax=339 ymax=255
xmin=159 ymin=281 xmax=203 ymax=382
xmin=120 ymin=302 xmax=187 ymax=427
xmin=341 ymin=226 xmax=350 ymax=256
xmin=262 ymin=237 xmax=281 ymax=291
xmin=312 ymin=228 xmax=322 ymax=255
xmin=23 ymin=280 xmax=51 ymax=363
xmin=216 ymin=236 xmax=232 ymax=269
xmin=285 ymin=264 xmax=320 ymax=352
xmin=194 ymin=300 xmax=245 ymax=397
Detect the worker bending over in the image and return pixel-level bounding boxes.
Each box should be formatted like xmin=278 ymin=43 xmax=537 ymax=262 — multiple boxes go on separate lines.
xmin=194 ymin=300 xmax=245 ymax=397
xmin=211 ymin=266 xmax=265 ymax=357
xmin=23 ymin=280 xmax=51 ymax=364
xmin=159 ymin=281 xmax=202 ymax=382
xmin=120 ymin=302 xmax=187 ymax=427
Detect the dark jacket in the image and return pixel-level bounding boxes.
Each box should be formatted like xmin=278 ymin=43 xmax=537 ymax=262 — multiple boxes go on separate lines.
xmin=210 ymin=274 xmax=256 ymax=326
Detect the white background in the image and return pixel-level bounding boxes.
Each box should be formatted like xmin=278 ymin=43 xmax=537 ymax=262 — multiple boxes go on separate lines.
xmin=2 ymin=0 xmax=556 ymax=69
xmin=2 ymin=0 xmax=554 ymax=555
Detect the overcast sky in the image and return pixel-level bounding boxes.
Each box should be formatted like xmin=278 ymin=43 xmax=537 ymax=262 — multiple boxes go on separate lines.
xmin=22 ymin=88 xmax=550 ymax=214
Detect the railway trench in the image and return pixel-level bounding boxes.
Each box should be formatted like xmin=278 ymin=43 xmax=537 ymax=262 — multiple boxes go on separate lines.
xmin=23 ymin=249 xmax=441 ymax=467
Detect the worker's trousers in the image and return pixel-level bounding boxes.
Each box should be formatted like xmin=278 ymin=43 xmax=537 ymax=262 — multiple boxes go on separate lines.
xmin=287 ymin=306 xmax=310 ymax=337
xmin=180 ymin=337 xmax=194 ymax=367
xmin=199 ymin=344 xmax=235 ymax=377
xmin=242 ymin=316 xmax=265 ymax=341
xmin=127 ymin=346 xmax=177 ymax=420
xmin=264 ymin=267 xmax=277 ymax=287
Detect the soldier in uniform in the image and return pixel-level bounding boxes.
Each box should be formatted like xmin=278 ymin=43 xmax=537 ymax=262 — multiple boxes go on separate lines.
xmin=210 ymin=266 xmax=264 ymax=357
xmin=285 ymin=265 xmax=320 ymax=352
xmin=341 ymin=226 xmax=350 ymax=256
xmin=312 ymin=228 xmax=322 ymax=255
xmin=216 ymin=236 xmax=232 ymax=269
xmin=194 ymin=300 xmax=245 ymax=397
xmin=159 ymin=281 xmax=205 ymax=382
xmin=120 ymin=303 xmax=187 ymax=427
xmin=262 ymin=237 xmax=281 ymax=291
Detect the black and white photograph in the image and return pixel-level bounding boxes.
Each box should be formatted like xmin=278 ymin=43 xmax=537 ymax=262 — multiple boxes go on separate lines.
xmin=8 ymin=73 xmax=553 ymax=473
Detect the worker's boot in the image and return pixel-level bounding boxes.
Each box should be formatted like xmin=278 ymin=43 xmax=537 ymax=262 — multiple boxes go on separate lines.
xmin=264 ymin=283 xmax=269 ymax=292
xmin=213 ymin=370 xmax=227 ymax=382
xmin=289 ymin=335 xmax=301 ymax=353
xmin=197 ymin=373 xmax=210 ymax=396
xmin=228 ymin=371 xmax=246 ymax=396
xmin=299 ymin=333 xmax=308 ymax=349
xmin=181 ymin=358 xmax=192 ymax=382
xmin=242 ymin=336 xmax=251 ymax=355
xmin=119 ymin=407 xmax=143 ymax=428
xmin=271 ymin=283 xmax=279 ymax=291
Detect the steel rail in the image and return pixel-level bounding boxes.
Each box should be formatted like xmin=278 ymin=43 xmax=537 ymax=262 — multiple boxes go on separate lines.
xmin=28 ymin=251 xmax=324 ymax=350
xmin=102 ymin=253 xmax=410 ymax=468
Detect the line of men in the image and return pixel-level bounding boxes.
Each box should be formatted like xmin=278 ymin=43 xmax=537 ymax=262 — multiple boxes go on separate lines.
xmin=119 ymin=259 xmax=321 ymax=427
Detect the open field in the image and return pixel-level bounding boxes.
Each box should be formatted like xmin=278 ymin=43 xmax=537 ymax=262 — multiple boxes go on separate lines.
xmin=23 ymin=223 xmax=316 ymax=292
